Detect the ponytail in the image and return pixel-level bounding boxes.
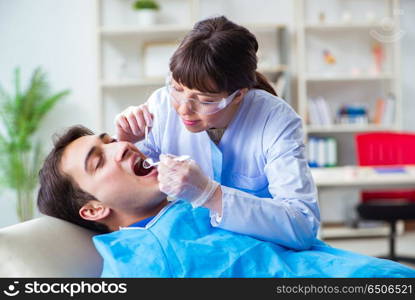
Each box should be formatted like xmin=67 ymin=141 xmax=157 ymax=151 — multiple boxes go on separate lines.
xmin=254 ymin=71 xmax=277 ymax=96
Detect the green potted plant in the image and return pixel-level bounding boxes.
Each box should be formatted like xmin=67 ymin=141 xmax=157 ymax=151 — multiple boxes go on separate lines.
xmin=0 ymin=67 xmax=69 ymax=222
xmin=132 ymin=0 xmax=160 ymax=26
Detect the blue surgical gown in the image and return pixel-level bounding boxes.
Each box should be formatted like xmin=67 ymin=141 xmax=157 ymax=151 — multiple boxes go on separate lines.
xmin=137 ymin=88 xmax=319 ymax=250
xmin=93 ymin=201 xmax=415 ymax=278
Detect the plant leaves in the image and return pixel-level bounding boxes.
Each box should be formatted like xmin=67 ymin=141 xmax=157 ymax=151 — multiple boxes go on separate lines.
xmin=0 ymin=67 xmax=70 ymax=204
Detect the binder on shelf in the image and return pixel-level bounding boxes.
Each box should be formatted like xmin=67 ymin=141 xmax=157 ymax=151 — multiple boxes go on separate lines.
xmin=373 ymin=94 xmax=395 ymax=126
xmin=317 ymin=138 xmax=326 ymax=167
xmin=373 ymin=97 xmax=385 ymax=125
xmin=316 ymin=97 xmax=333 ymax=125
xmin=307 ymin=97 xmax=333 ymax=126
xmin=326 ymin=137 xmax=337 ymax=167
xmin=308 ymin=98 xmax=322 ymax=125
xmin=307 ymin=137 xmax=318 ymax=168
xmin=307 ymin=136 xmax=338 ymax=168
xmin=381 ymin=93 xmax=396 ymax=126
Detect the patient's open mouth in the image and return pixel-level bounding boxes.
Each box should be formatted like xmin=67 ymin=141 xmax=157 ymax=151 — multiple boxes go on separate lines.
xmin=133 ymin=158 xmax=154 ymax=176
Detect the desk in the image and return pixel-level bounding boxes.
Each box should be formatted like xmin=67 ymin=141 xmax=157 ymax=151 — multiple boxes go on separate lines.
xmin=312 ymin=166 xmax=415 ymax=188
xmin=311 ymin=166 xmax=415 ymax=239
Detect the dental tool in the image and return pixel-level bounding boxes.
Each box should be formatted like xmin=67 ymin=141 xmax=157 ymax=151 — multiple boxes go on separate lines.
xmin=142 ymin=157 xmax=158 ymax=169
xmin=144 ymin=109 xmax=153 ymax=144
xmin=145 ymin=125 xmax=149 ymax=143
xmin=142 ymin=155 xmax=191 ymax=169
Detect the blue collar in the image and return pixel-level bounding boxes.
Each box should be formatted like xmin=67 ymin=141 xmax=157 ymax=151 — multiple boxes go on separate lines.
xmin=128 ymin=216 xmax=155 ymax=228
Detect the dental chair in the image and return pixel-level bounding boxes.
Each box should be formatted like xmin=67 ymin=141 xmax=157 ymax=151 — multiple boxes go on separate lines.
xmin=0 ymin=215 xmax=102 ymax=277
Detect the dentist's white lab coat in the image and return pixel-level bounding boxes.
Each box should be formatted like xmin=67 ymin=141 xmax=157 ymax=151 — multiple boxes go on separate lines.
xmin=137 ymin=87 xmax=320 ymax=250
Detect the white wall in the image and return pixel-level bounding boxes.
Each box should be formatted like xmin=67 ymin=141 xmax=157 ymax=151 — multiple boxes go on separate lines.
xmin=0 ymin=0 xmax=99 ymax=226
xmin=0 ymin=0 xmax=413 ymax=227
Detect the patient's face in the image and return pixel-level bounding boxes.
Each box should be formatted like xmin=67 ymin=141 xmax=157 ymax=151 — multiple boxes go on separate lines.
xmin=60 ymin=133 xmax=164 ymax=214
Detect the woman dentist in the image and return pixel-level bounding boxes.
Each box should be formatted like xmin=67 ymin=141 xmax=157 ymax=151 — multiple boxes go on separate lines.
xmin=115 ymin=16 xmax=320 ymax=250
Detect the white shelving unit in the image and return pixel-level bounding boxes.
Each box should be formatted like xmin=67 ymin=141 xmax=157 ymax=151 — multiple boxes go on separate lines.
xmin=95 ymin=0 xmax=291 ymax=132
xmin=296 ymin=0 xmax=402 ymax=239
xmin=95 ymin=0 xmax=198 ymax=132
xmin=296 ymin=0 xmax=401 ymax=149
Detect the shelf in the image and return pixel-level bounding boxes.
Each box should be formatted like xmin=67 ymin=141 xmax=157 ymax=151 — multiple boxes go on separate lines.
xmin=258 ymin=65 xmax=288 ymax=73
xmin=100 ymin=25 xmax=191 ymax=37
xmin=101 ymin=66 xmax=288 ymax=88
xmin=307 ymin=124 xmax=396 ymax=133
xmin=100 ymin=23 xmax=287 ymax=37
xmin=242 ymin=23 xmax=287 ymax=31
xmin=101 ymin=78 xmax=165 ymax=89
xmin=311 ymin=166 xmax=415 ymax=187
xmin=305 ymin=73 xmax=393 ymax=82
xmin=305 ymin=22 xmax=386 ymax=31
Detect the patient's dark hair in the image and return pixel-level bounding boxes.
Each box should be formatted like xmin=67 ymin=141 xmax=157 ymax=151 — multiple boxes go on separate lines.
xmin=37 ymin=125 xmax=110 ymax=233
xmin=170 ymin=15 xmax=277 ymax=96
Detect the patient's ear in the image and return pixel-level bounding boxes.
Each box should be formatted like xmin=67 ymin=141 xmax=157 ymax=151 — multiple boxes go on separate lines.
xmin=79 ymin=200 xmax=110 ymax=221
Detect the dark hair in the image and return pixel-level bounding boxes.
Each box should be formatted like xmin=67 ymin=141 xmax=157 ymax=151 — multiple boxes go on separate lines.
xmin=170 ymin=15 xmax=277 ymax=96
xmin=37 ymin=125 xmax=110 ymax=233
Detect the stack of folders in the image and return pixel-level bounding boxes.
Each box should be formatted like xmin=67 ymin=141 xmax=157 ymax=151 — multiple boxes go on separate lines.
xmin=308 ymin=97 xmax=333 ymax=126
xmin=337 ymin=104 xmax=368 ymax=124
xmin=307 ymin=137 xmax=337 ymax=168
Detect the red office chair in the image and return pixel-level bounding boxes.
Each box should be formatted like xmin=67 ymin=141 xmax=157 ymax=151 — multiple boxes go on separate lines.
xmin=355 ymin=132 xmax=415 ymax=264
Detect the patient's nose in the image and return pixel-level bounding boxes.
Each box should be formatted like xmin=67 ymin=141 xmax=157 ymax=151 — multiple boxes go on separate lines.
xmin=111 ymin=142 xmax=130 ymax=162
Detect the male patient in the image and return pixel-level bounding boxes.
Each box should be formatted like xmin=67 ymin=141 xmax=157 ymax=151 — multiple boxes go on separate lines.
xmin=37 ymin=125 xmax=415 ymax=278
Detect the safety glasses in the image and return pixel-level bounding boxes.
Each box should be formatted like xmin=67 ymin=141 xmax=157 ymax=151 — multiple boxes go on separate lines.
xmin=165 ymin=74 xmax=240 ymax=115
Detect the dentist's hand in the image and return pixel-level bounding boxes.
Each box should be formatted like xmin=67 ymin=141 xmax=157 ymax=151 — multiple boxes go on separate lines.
xmin=114 ymin=105 xmax=153 ymax=144
xmin=157 ymin=154 xmax=220 ymax=208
